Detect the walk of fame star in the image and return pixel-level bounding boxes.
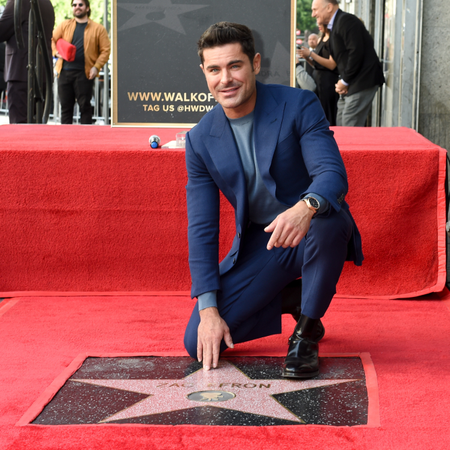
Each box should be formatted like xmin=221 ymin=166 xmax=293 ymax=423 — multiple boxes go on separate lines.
xmin=118 ymin=0 xmax=209 ymax=33
xmin=30 ymin=356 xmax=371 ymax=426
xmin=72 ymin=360 xmax=358 ymax=424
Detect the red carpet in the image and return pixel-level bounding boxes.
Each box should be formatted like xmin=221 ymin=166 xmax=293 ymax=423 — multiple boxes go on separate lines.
xmin=0 ymin=124 xmax=448 ymax=447
xmin=1 ymin=292 xmax=450 ymax=449
xmin=0 ymin=125 xmax=446 ymax=298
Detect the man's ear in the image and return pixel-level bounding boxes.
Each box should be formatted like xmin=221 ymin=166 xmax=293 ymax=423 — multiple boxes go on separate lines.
xmin=253 ymin=53 xmax=261 ymax=75
xmin=200 ymin=64 xmax=205 ymax=74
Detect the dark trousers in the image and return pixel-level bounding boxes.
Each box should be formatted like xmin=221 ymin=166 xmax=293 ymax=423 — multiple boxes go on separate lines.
xmin=58 ymin=70 xmax=94 ymax=124
xmin=184 ymin=207 xmax=353 ymax=358
xmin=7 ymin=81 xmax=27 ymax=124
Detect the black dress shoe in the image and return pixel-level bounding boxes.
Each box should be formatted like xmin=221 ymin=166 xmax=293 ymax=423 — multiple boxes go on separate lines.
xmin=282 ymin=314 xmax=320 ymax=379
xmin=281 ymin=279 xmax=325 ymax=342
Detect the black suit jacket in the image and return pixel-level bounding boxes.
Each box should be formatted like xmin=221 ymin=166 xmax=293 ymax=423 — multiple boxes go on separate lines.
xmin=329 ymin=9 xmax=384 ymax=95
xmin=0 ymin=0 xmax=54 ymax=82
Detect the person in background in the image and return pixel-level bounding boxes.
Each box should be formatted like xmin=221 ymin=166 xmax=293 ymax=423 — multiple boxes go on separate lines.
xmin=300 ymin=23 xmax=339 ymax=125
xmin=295 ymin=50 xmax=317 ymax=92
xmin=308 ymin=33 xmax=318 ymax=51
xmin=52 ymin=0 xmax=110 ymax=124
xmin=0 ymin=0 xmax=54 ymax=123
xmin=304 ymin=33 xmax=318 ymax=78
xmin=0 ymin=42 xmax=6 ymax=97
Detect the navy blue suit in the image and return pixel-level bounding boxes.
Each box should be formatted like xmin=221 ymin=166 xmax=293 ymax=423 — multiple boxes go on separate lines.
xmin=184 ymin=82 xmax=362 ymax=357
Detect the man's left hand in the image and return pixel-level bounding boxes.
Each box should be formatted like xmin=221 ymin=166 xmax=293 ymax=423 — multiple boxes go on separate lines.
xmin=335 ymin=80 xmax=348 ymax=95
xmin=264 ymin=201 xmax=314 ymax=250
xmin=89 ymin=67 xmax=98 ymax=80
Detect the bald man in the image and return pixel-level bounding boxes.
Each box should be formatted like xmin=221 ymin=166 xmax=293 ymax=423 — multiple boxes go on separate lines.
xmin=308 ymin=33 xmax=318 ymax=50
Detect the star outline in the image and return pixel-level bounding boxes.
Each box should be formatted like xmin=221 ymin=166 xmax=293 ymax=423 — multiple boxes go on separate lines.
xmin=71 ymin=360 xmax=361 ymax=424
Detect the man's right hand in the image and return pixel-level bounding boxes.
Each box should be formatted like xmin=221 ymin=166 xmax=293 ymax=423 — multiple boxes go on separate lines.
xmin=89 ymin=66 xmax=99 ymax=80
xmin=335 ymin=80 xmax=349 ymax=95
xmin=197 ymin=307 xmax=234 ymax=371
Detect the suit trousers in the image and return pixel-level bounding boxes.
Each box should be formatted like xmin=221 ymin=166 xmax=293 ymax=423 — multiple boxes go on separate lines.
xmin=7 ymin=81 xmax=27 ymax=124
xmin=336 ymin=85 xmax=379 ymax=127
xmin=58 ymin=70 xmax=94 ymax=124
xmin=184 ymin=207 xmax=353 ymax=358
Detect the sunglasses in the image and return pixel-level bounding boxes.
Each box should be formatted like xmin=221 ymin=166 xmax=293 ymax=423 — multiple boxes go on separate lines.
xmin=72 ymin=3 xmax=84 ymax=6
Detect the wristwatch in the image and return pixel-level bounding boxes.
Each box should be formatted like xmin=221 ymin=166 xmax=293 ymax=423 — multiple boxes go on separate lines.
xmin=302 ymin=196 xmax=320 ymax=215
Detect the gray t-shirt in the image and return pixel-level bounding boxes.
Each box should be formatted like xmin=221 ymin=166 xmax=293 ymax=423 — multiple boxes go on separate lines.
xmin=228 ymin=111 xmax=288 ymax=225
xmin=197 ymin=111 xmax=329 ymax=311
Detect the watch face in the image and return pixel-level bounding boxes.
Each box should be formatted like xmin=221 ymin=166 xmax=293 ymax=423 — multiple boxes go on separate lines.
xmin=308 ymin=197 xmax=320 ymax=209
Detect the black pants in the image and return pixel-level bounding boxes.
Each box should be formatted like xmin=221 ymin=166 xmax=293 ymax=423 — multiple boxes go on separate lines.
xmin=6 ymin=81 xmax=27 ymax=124
xmin=58 ymin=70 xmax=94 ymax=124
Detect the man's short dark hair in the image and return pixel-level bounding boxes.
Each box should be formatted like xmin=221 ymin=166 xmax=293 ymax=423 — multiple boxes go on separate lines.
xmin=72 ymin=0 xmax=91 ymax=17
xmin=325 ymin=0 xmax=339 ymax=5
xmin=197 ymin=22 xmax=256 ymax=65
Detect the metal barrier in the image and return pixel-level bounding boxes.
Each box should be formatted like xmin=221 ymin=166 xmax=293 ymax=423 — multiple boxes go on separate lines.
xmin=0 ymin=90 xmax=7 ymax=115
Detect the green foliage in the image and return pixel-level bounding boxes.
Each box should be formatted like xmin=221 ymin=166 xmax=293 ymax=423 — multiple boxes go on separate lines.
xmin=297 ymin=0 xmax=318 ymax=34
xmin=0 ymin=0 xmax=110 ymax=27
xmin=51 ymin=0 xmax=111 ymax=27
xmin=52 ymin=0 xmax=73 ymax=24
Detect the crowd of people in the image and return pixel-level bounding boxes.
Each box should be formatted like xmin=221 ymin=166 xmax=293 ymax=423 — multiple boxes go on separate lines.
xmin=1 ymin=0 xmax=384 ymax=128
xmin=0 ymin=0 xmax=110 ymax=124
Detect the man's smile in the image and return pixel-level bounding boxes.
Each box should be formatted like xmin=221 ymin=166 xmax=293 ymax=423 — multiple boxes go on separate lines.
xmin=219 ymin=86 xmax=241 ymax=95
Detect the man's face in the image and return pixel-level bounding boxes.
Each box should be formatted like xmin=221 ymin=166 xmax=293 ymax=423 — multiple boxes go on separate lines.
xmin=308 ymin=34 xmax=318 ymax=49
xmin=311 ymin=0 xmax=332 ymax=26
xmin=72 ymin=1 xmax=89 ymax=19
xmin=201 ymin=42 xmax=261 ymax=119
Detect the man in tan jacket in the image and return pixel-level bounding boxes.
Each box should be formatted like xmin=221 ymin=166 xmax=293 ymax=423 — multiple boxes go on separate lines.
xmin=52 ymin=0 xmax=110 ymax=124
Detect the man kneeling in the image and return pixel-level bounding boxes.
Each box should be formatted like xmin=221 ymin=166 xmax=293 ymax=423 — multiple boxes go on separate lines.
xmin=184 ymin=22 xmax=363 ymax=378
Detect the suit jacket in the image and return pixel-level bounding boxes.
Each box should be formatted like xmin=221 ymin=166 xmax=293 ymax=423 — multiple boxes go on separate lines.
xmin=329 ymin=9 xmax=384 ymax=95
xmin=185 ymin=81 xmax=363 ymax=299
xmin=0 ymin=0 xmax=54 ymax=82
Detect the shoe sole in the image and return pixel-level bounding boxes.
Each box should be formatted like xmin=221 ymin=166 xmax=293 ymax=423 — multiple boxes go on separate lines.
xmin=281 ymin=370 xmax=320 ymax=379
